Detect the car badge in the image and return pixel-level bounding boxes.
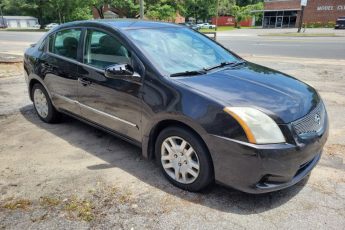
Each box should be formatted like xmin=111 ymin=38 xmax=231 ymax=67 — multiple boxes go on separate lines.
xmin=314 ymin=114 xmax=321 ymax=125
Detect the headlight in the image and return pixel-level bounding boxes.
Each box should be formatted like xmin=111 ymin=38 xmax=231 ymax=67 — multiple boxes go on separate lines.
xmin=224 ymin=107 xmax=285 ymax=144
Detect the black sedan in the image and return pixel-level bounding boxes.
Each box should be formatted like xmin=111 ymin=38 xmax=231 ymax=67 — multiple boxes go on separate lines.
xmin=24 ymin=20 xmax=328 ymax=193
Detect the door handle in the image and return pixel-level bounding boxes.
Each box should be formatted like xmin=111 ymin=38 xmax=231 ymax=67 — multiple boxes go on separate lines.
xmin=78 ymin=77 xmax=92 ymax=86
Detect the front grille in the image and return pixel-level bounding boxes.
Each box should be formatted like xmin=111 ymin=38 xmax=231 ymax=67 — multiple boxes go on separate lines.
xmin=292 ymin=102 xmax=326 ymax=136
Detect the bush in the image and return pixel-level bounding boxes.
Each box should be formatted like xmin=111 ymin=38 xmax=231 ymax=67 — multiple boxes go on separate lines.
xmin=326 ymin=21 xmax=336 ymax=28
xmin=305 ymin=21 xmax=335 ymax=28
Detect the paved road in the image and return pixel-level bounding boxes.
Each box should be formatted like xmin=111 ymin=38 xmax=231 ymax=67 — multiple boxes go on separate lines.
xmin=0 ymin=30 xmax=344 ymax=59
xmin=219 ymin=35 xmax=345 ymax=60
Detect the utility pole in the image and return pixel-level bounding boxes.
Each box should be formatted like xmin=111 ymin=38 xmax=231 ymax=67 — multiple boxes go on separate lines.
xmin=298 ymin=0 xmax=307 ymax=33
xmin=139 ymin=0 xmax=144 ymax=19
xmin=215 ymin=0 xmax=219 ymax=31
xmin=297 ymin=5 xmax=305 ymax=32
xmin=0 ymin=5 xmax=5 ymax=28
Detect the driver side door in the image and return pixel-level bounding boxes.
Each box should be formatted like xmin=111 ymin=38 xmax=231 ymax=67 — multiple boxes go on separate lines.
xmin=77 ymin=29 xmax=143 ymax=142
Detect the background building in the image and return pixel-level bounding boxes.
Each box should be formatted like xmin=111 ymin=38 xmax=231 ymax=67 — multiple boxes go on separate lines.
xmin=1 ymin=16 xmax=39 ymax=29
xmin=211 ymin=16 xmax=254 ymax=27
xmin=262 ymin=0 xmax=345 ymax=28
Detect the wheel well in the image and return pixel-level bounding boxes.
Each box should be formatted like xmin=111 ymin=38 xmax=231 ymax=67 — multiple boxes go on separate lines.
xmin=28 ymin=79 xmax=41 ymax=101
xmin=148 ymin=120 xmax=211 ymax=161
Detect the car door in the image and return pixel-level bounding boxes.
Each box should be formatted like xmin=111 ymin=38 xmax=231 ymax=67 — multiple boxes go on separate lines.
xmin=39 ymin=28 xmax=82 ymax=114
xmin=77 ymin=28 xmax=143 ymax=142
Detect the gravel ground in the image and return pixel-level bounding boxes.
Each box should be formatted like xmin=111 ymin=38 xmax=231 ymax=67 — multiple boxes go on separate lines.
xmin=0 ymin=56 xmax=345 ymax=229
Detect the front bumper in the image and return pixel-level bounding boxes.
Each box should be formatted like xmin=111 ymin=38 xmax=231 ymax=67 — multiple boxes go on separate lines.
xmin=206 ymin=120 xmax=328 ymax=194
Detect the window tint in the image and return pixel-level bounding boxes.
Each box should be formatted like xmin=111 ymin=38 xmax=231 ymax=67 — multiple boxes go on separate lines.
xmin=84 ymin=30 xmax=130 ymax=69
xmin=49 ymin=29 xmax=81 ymax=60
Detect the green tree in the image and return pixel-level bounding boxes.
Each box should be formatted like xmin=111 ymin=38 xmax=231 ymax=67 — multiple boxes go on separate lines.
xmin=0 ymin=0 xmax=51 ymax=28
xmin=184 ymin=0 xmax=219 ymax=22
xmin=91 ymin=0 xmax=139 ymax=18
xmin=146 ymin=4 xmax=175 ymax=21
xmin=232 ymin=2 xmax=262 ymax=27
xmin=236 ymin=0 xmax=262 ymax=7
xmin=147 ymin=0 xmax=189 ymax=21
xmin=218 ymin=0 xmax=236 ymax=16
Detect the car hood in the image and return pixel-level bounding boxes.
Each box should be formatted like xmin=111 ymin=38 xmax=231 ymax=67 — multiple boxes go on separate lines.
xmin=175 ymin=62 xmax=319 ymax=124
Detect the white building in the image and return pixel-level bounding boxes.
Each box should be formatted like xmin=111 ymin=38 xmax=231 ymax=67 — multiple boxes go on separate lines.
xmin=1 ymin=16 xmax=39 ymax=29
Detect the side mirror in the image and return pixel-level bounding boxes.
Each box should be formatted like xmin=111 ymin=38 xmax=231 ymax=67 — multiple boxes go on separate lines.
xmin=105 ymin=64 xmax=134 ymax=79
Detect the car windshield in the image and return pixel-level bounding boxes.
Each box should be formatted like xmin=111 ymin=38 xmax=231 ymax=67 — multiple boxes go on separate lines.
xmin=126 ymin=27 xmax=239 ymax=76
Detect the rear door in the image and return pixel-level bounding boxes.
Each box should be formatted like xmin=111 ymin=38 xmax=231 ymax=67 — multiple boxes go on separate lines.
xmin=40 ymin=28 xmax=83 ymax=114
xmin=77 ymin=28 xmax=144 ymax=142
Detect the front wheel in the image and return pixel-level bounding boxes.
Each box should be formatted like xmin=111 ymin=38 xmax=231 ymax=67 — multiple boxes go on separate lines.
xmin=155 ymin=127 xmax=214 ymax=192
xmin=32 ymin=83 xmax=61 ymax=123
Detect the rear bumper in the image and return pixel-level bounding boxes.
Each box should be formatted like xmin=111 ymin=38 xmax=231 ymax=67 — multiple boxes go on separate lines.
xmin=206 ymin=120 xmax=328 ymax=194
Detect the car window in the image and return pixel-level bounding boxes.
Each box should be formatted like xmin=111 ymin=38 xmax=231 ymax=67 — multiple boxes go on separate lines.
xmin=84 ymin=29 xmax=130 ymax=69
xmin=49 ymin=29 xmax=82 ymax=60
xmin=127 ymin=27 xmax=238 ymax=75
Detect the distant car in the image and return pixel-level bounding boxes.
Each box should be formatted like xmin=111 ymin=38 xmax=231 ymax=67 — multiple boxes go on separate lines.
xmin=197 ymin=23 xmax=216 ymax=29
xmin=191 ymin=24 xmax=200 ymax=30
xmin=335 ymin=17 xmax=345 ymax=29
xmin=45 ymin=23 xmax=59 ymax=30
xmin=0 ymin=24 xmax=7 ymax=29
xmin=32 ymin=24 xmax=41 ymax=29
xmin=178 ymin=22 xmax=192 ymax=28
xmin=179 ymin=22 xmax=200 ymax=30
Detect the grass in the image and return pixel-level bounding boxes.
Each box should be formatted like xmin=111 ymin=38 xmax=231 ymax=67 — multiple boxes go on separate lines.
xmin=199 ymin=26 xmax=236 ymax=32
xmin=199 ymin=26 xmax=256 ymax=32
xmin=118 ymin=190 xmax=132 ymax=204
xmin=2 ymin=199 xmax=32 ymax=210
xmin=0 ymin=184 xmax=137 ymax=224
xmin=40 ymin=196 xmax=61 ymax=207
xmin=260 ymin=32 xmax=340 ymax=37
xmin=64 ymin=196 xmax=94 ymax=222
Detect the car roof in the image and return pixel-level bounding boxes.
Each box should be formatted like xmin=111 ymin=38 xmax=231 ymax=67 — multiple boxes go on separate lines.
xmin=57 ymin=19 xmax=181 ymax=31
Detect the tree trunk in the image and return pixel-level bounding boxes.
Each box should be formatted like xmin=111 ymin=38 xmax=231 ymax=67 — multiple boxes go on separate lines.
xmin=38 ymin=0 xmax=44 ymax=29
xmin=58 ymin=11 xmax=62 ymax=24
xmin=94 ymin=5 xmax=104 ymax=19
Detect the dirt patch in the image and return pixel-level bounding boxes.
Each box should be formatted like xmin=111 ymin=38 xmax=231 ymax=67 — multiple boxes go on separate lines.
xmin=0 ymin=63 xmax=23 ymax=78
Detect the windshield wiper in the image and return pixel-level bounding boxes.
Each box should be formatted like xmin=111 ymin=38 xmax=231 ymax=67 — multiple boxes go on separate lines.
xmin=170 ymin=70 xmax=206 ymax=77
xmin=203 ymin=60 xmax=245 ymax=71
xmin=169 ymin=60 xmax=245 ymax=77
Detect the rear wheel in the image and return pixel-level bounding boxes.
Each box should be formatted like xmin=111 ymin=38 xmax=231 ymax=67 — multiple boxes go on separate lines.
xmin=155 ymin=127 xmax=213 ymax=192
xmin=32 ymin=83 xmax=60 ymax=123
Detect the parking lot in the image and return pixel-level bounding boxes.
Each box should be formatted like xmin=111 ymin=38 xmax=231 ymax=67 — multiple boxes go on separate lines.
xmin=0 ymin=30 xmax=345 ymax=229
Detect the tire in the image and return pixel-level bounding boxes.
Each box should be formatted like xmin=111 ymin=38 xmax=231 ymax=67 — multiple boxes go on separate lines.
xmin=155 ymin=126 xmax=214 ymax=192
xmin=31 ymin=83 xmax=61 ymax=123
